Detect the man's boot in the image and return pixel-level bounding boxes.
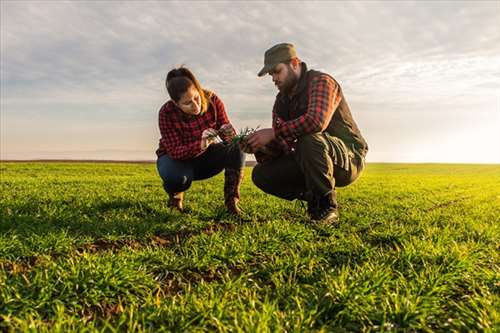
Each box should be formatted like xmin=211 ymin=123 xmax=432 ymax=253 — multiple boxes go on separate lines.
xmin=167 ymin=191 xmax=184 ymax=213
xmin=310 ymin=190 xmax=339 ymax=224
xmin=224 ymin=168 xmax=244 ymax=215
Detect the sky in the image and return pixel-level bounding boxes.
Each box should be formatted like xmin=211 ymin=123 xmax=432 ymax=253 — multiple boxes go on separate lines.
xmin=1 ymin=0 xmax=499 ymax=163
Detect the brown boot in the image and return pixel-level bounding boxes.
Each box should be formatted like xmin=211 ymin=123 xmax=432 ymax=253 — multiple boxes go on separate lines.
xmin=224 ymin=168 xmax=244 ymax=215
xmin=167 ymin=191 xmax=184 ymax=213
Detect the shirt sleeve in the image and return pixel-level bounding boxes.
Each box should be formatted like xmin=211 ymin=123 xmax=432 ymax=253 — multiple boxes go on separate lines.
xmin=158 ymin=108 xmax=203 ymax=160
xmin=274 ymin=74 xmax=341 ymax=141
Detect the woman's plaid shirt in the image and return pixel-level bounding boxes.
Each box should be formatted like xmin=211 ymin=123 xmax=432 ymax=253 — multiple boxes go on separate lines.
xmin=156 ymin=93 xmax=234 ymax=160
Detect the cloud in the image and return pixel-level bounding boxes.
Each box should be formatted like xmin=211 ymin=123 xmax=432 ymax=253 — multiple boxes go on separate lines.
xmin=1 ymin=0 xmax=499 ymax=162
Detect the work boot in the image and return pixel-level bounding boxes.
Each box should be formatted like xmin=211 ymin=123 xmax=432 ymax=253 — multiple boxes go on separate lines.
xmin=310 ymin=191 xmax=339 ymax=224
xmin=167 ymin=191 xmax=184 ymax=213
xmin=224 ymin=168 xmax=244 ymax=215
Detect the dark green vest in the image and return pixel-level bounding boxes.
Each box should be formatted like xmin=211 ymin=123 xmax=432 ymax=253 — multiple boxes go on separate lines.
xmin=275 ymin=63 xmax=368 ymax=156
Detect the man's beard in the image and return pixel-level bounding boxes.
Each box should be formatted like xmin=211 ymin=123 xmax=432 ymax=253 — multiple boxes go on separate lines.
xmin=277 ymin=69 xmax=298 ymax=94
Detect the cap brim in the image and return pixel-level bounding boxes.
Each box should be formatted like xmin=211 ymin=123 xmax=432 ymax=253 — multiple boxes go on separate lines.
xmin=257 ymin=64 xmax=275 ymax=77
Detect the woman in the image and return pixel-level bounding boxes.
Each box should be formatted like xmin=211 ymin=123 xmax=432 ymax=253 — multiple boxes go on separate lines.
xmin=156 ymin=67 xmax=245 ymax=215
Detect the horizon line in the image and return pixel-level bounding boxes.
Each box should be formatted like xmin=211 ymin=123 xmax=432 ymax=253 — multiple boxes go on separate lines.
xmin=1 ymin=159 xmax=499 ymax=166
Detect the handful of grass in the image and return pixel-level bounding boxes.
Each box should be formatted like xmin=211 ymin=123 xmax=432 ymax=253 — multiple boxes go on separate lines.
xmin=206 ymin=126 xmax=260 ymax=151
xmin=227 ymin=126 xmax=260 ymax=148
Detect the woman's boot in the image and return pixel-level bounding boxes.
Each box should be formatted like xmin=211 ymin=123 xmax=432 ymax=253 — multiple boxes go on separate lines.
xmin=224 ymin=168 xmax=244 ymax=215
xmin=167 ymin=191 xmax=184 ymax=212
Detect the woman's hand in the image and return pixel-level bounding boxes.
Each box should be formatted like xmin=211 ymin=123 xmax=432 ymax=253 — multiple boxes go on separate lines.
xmin=200 ymin=128 xmax=219 ymax=150
xmin=218 ymin=123 xmax=236 ymax=142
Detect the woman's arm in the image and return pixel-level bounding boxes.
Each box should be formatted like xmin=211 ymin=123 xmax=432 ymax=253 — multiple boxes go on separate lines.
xmin=158 ymin=108 xmax=204 ymax=160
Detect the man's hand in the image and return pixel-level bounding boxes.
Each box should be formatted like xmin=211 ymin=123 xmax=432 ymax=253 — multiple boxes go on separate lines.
xmin=239 ymin=139 xmax=273 ymax=155
xmin=246 ymin=128 xmax=275 ymax=151
xmin=218 ymin=123 xmax=236 ymax=142
xmin=200 ymin=128 xmax=219 ymax=150
xmin=239 ymin=139 xmax=255 ymax=154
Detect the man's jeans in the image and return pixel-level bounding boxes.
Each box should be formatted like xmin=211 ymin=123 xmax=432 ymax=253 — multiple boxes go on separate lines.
xmin=251 ymin=133 xmax=365 ymax=201
xmin=157 ymin=143 xmax=245 ymax=194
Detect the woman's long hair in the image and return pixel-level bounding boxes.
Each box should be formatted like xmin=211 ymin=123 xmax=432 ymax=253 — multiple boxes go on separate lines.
xmin=165 ymin=66 xmax=213 ymax=114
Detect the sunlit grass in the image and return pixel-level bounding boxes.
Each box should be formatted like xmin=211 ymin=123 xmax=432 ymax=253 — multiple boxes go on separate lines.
xmin=1 ymin=162 xmax=499 ymax=332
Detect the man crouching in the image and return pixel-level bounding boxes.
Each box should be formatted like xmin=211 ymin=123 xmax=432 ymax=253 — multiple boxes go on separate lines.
xmin=241 ymin=43 xmax=368 ymax=224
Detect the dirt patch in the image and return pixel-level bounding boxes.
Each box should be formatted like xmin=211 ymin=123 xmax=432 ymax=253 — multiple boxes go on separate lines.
xmin=3 ymin=222 xmax=241 ymax=274
xmin=81 ymin=302 xmax=126 ymax=322
xmin=76 ymin=238 xmax=141 ymax=254
xmin=152 ymin=222 xmax=238 ymax=247
xmin=1 ymin=255 xmax=45 ymax=275
xmin=154 ymin=254 xmax=269 ymax=296
xmin=202 ymin=222 xmax=237 ymax=234
xmin=152 ymin=228 xmax=195 ymax=247
xmin=1 ymin=260 xmax=32 ymax=275
xmin=155 ymin=263 xmax=250 ymax=296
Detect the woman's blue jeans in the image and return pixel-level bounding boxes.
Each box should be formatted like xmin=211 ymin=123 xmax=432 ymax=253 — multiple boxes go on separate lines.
xmin=156 ymin=143 xmax=245 ymax=194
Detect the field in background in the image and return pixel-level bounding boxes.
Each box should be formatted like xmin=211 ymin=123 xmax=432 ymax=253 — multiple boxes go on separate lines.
xmin=1 ymin=162 xmax=499 ymax=332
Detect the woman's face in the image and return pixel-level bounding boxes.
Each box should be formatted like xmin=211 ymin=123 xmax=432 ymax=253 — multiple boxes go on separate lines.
xmin=176 ymin=86 xmax=201 ymax=115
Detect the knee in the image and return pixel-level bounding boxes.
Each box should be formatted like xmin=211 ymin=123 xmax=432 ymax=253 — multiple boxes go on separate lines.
xmin=157 ymin=156 xmax=192 ymax=192
xmin=163 ymin=174 xmax=192 ymax=193
xmin=251 ymin=164 xmax=269 ymax=192
xmin=251 ymin=165 xmax=264 ymax=189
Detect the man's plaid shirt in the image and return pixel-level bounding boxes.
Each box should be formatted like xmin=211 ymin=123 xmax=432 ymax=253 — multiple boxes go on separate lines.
xmin=156 ymin=93 xmax=234 ymax=160
xmin=255 ymin=71 xmax=342 ymax=163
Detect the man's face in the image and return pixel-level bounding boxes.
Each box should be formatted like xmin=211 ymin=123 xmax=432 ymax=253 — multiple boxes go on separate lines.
xmin=269 ymin=63 xmax=298 ymax=94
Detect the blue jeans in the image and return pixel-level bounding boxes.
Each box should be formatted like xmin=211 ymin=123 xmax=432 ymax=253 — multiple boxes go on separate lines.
xmin=156 ymin=143 xmax=245 ymax=193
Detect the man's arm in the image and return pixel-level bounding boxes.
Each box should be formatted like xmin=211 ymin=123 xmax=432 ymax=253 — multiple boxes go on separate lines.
xmin=245 ymin=101 xmax=291 ymax=162
xmin=274 ymin=74 xmax=341 ymax=141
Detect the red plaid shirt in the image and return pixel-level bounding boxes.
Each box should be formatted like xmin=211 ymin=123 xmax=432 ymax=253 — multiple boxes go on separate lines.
xmin=275 ymin=74 xmax=340 ymax=139
xmin=255 ymin=72 xmax=341 ymax=163
xmin=156 ymin=93 xmax=234 ymax=160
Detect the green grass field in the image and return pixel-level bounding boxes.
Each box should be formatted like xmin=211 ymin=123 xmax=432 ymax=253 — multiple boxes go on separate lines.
xmin=1 ymin=162 xmax=499 ymax=332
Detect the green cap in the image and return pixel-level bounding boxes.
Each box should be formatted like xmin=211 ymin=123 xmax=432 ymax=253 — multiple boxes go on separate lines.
xmin=257 ymin=43 xmax=297 ymax=77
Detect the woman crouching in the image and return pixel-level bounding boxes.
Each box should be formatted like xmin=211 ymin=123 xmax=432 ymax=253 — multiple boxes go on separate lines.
xmin=156 ymin=67 xmax=245 ymax=215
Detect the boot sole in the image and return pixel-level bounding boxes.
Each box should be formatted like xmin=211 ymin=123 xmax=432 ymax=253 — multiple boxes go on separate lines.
xmin=310 ymin=211 xmax=339 ymax=225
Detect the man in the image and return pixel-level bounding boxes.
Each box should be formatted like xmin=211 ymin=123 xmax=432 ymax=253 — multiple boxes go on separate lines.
xmin=241 ymin=43 xmax=368 ymax=224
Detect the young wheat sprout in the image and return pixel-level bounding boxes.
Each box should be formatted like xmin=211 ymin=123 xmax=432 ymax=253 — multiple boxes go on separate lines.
xmin=226 ymin=126 xmax=260 ymax=150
